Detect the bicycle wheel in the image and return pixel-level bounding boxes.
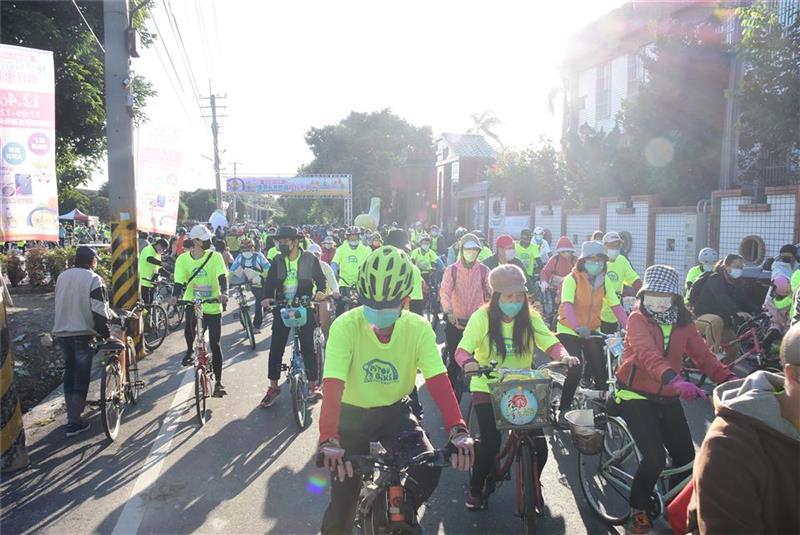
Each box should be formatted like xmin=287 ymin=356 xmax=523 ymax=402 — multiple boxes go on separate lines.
xmin=290 ymin=373 xmax=310 ymax=430
xmin=519 ymin=442 xmax=539 ymax=534
xmin=242 ymin=306 xmax=256 ymax=349
xmin=143 ymin=304 xmax=168 ymax=352
xmin=100 ymin=357 xmax=123 ymax=441
xmin=578 ymin=415 xmax=640 ymax=525
xmin=125 ymin=338 xmax=140 ymax=404
xmin=194 ymin=366 xmax=208 ymax=426
xmin=167 ymin=303 xmax=184 ymax=331
xmin=314 ymin=328 xmax=325 ymax=381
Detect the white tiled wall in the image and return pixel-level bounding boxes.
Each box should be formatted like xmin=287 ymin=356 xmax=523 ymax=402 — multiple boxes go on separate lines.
xmin=534 ymin=204 xmax=562 ymax=237
xmin=654 ymin=212 xmax=692 ymax=286
xmin=718 ymin=193 xmax=796 ymax=262
xmin=566 ymin=213 xmax=601 ymax=248
xmin=605 ymin=200 xmax=649 ymax=275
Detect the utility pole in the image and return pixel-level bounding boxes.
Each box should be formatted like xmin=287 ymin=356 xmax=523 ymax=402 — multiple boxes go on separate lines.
xmin=232 ymin=161 xmax=241 ymax=223
xmin=201 ymin=94 xmax=227 ymax=209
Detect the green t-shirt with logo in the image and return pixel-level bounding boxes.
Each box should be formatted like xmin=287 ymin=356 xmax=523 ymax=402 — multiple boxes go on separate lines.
xmin=515 ymin=242 xmax=542 ymax=276
xmin=410 ymin=248 xmax=438 ymax=273
xmin=410 ymin=264 xmax=423 ymax=300
xmin=323 ymin=307 xmax=445 ymax=408
xmin=284 ymin=255 xmax=299 ymax=301
xmin=174 ymin=250 xmax=228 ymax=314
xmin=332 ymin=242 xmax=371 ymax=287
xmin=600 ymin=255 xmax=640 ymax=323
xmin=139 ymin=244 xmax=160 ymax=288
xmin=458 ymin=307 xmax=560 ymax=394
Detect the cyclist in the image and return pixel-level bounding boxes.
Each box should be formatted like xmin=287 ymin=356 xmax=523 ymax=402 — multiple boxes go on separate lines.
xmin=317 ymin=246 xmax=474 ymax=534
xmin=515 ymin=228 xmax=546 ymax=278
xmin=455 ymin=264 xmax=579 ymax=509
xmin=172 ymin=227 xmax=187 ymax=257
xmin=308 ymin=243 xmax=339 ymax=340
xmin=688 ymin=322 xmax=799 ymax=535
xmin=440 ymin=233 xmax=491 ymax=391
xmin=469 ymin=230 xmax=492 ymax=262
xmin=53 ymin=246 xmax=113 ymax=437
xmin=446 ymin=227 xmax=468 ymax=265
xmin=139 ymin=238 xmax=169 ymax=305
xmin=260 ymin=226 xmax=328 ymax=406
xmin=410 ymin=235 xmax=444 ymax=275
xmin=685 ymin=247 xmax=718 ymax=297
xmin=170 ymin=224 xmax=229 ymax=397
xmin=331 ymin=227 xmax=371 ymax=316
xmin=481 ymin=234 xmax=528 ymax=277
xmin=556 ymin=240 xmax=628 ymax=426
xmin=225 ymin=226 xmax=243 ymax=255
xmin=369 ymin=232 xmax=383 ymax=250
xmin=540 ymin=236 xmax=577 ymax=294
xmin=613 ymin=265 xmax=736 ymax=535
xmin=410 ymin=221 xmax=424 ymax=247
xmin=230 ymin=238 xmax=271 ymax=333
xmin=429 ymin=224 xmax=446 ymax=255
xmin=601 ymin=232 xmax=642 ymax=334
xmin=762 ymin=244 xmax=797 ymax=352
xmin=320 ymin=235 xmax=337 ymax=264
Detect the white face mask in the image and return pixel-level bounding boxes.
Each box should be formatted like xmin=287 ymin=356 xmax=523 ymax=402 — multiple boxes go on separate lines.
xmin=643 ymin=295 xmax=673 ymax=314
xmin=421 ymin=244 xmax=430 ymax=251
xmin=324 ymin=243 xmax=333 ymax=249
xmin=242 ymin=251 xmax=253 ymax=259
xmin=462 ymin=250 xmax=479 ymax=262
xmin=729 ymin=268 xmax=743 ymax=279
xmin=504 ymin=249 xmax=516 ymax=260
xmin=606 ymin=249 xmax=621 ymax=260
xmin=701 ymin=262 xmax=714 ymax=272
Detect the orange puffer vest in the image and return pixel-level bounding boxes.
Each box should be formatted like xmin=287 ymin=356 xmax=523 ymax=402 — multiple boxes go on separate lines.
xmin=558 ymin=268 xmax=606 ymax=331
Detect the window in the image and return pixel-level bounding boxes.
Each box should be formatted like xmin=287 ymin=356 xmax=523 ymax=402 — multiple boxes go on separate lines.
xmin=739 ymin=235 xmax=766 ymax=265
xmin=627 ymin=53 xmax=644 ymax=97
xmin=442 ymin=147 xmax=449 ymax=161
xmin=596 ymin=63 xmax=612 ymax=120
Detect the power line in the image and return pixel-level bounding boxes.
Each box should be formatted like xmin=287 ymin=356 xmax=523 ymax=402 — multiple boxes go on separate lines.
xmin=162 ymin=0 xmax=202 ymax=104
xmin=72 ymin=0 xmax=105 ymax=53
xmin=194 ymin=0 xmax=213 ymax=81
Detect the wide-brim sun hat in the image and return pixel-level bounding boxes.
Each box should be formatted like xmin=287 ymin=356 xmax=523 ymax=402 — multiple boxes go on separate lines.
xmin=638 ymin=264 xmax=681 ymax=296
xmin=579 ymin=241 xmax=608 ymax=260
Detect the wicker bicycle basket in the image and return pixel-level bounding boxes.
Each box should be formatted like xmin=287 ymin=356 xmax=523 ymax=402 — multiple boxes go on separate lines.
xmin=488 ymin=372 xmax=552 ymax=431
xmin=564 ymin=409 xmax=604 ymax=455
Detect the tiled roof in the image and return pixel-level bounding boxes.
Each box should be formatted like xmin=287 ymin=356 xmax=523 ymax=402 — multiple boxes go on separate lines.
xmin=441 ymin=133 xmax=497 ymax=160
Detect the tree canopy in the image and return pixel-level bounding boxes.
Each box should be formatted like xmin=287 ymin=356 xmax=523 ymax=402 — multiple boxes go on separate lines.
xmin=488 ymin=139 xmax=566 ymax=210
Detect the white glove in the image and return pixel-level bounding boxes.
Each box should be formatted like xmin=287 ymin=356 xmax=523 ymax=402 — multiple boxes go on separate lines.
xmin=576 ymin=327 xmax=592 ymax=339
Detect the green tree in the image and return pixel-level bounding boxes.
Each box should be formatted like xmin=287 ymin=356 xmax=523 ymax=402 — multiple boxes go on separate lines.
xmin=58 ymin=188 xmax=90 ymax=214
xmin=0 ymin=1 xmax=155 ymax=194
xmin=301 ymin=109 xmax=435 ymax=219
xmin=736 ymin=2 xmax=800 ymax=183
xmin=181 ymin=189 xmax=216 ymax=222
xmin=90 ymin=194 xmax=110 ymax=221
xmin=488 ymin=139 xmax=566 ymax=209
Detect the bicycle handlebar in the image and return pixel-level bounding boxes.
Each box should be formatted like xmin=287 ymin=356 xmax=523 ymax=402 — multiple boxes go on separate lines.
xmin=176 ymin=298 xmax=220 ymax=306
xmin=464 ymin=360 xmax=564 ymax=378
xmin=315 ymin=443 xmax=458 ymax=472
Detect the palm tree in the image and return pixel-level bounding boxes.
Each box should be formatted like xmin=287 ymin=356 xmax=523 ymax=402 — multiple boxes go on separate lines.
xmin=467 ymin=111 xmax=504 ymax=150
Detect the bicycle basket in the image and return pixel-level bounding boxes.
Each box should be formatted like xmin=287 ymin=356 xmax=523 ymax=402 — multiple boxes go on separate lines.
xmin=564 ymin=409 xmax=604 ymax=455
xmin=488 ymin=371 xmax=551 ymax=430
xmin=280 ymin=306 xmax=308 ymax=328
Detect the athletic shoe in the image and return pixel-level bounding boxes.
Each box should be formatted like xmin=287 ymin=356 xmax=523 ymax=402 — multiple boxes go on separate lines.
xmin=65 ymin=420 xmax=91 ymax=438
xmin=557 ymin=411 xmax=570 ymax=431
xmin=465 ymin=486 xmax=486 ymax=511
xmin=181 ymin=350 xmax=193 ymax=366
xmin=253 ymin=327 xmax=262 ymax=334
xmin=625 ymin=510 xmax=655 ymax=535
xmin=213 ymin=383 xmax=226 ymax=398
xmin=259 ymin=386 xmax=281 ymax=408
xmin=307 ymin=382 xmax=323 ymax=402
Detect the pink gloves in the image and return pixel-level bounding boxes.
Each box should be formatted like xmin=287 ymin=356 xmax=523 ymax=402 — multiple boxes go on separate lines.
xmin=669 ymin=376 xmax=707 ymax=401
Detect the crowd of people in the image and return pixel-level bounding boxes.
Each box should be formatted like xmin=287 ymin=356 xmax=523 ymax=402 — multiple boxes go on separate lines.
xmin=46 ymin=218 xmax=798 ymax=535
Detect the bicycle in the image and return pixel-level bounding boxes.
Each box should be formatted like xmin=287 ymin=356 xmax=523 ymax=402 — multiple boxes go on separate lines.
xmin=464 ymin=361 xmax=560 ymax=534
xmin=95 ymin=303 xmax=146 ymax=441
xmin=141 ymin=301 xmax=168 ymax=352
xmin=421 ymin=271 xmax=442 ymax=330
xmin=337 ymin=284 xmax=360 ymax=314
xmin=232 ymin=283 xmax=257 ymax=350
xmin=178 ymin=297 xmax=219 ymax=426
xmin=440 ymin=317 xmax=467 ymax=403
xmin=271 ymin=296 xmax=321 ymax=431
xmin=683 ymin=311 xmax=779 ymax=386
xmin=315 ymin=432 xmax=457 ymax=535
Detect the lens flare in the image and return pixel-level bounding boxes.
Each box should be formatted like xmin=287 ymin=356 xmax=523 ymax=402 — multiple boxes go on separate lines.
xmin=306 ymin=475 xmax=328 ymax=495
xmin=644 ymin=137 xmax=675 ymax=168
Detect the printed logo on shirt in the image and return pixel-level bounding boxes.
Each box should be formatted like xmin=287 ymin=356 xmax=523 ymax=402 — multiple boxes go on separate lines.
xmin=362 ymin=358 xmax=399 ymax=384
xmin=607 ymin=271 xmax=619 ymax=282
xmin=348 ymin=255 xmax=358 ymax=264
xmin=503 ymin=337 xmax=514 ymax=355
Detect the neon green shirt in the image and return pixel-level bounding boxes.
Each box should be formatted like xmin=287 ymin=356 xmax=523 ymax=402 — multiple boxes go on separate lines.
xmin=557 ymin=273 xmax=621 ymax=336
xmin=792 ymin=269 xmax=800 ymax=296
xmin=601 ymin=255 xmax=640 ymax=323
xmin=284 ymin=255 xmax=299 ymax=301
xmin=138 ymin=244 xmax=160 ymax=288
xmin=323 ymin=308 xmax=445 ymax=408
xmin=267 ymin=247 xmax=279 ymax=261
xmin=458 ymin=307 xmax=560 ymax=394
xmin=226 ymin=235 xmax=242 ymax=253
xmin=410 ymin=264 xmax=423 ymax=300
xmin=410 ymin=248 xmax=438 ymax=273
xmin=332 ymin=243 xmax=371 ymax=287
xmin=515 ymin=242 xmax=542 ymax=276
xmin=174 ymin=250 xmax=228 ymax=314
xmin=684 ymin=264 xmax=705 ymax=302
xmin=661 ymin=324 xmax=673 ymax=349
xmin=478 ymin=246 xmax=493 ymax=262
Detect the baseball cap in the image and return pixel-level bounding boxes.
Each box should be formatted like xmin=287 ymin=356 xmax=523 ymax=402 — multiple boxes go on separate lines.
xmin=495 ymin=234 xmax=514 ymax=249
xmin=603 ymin=232 xmax=622 ymax=244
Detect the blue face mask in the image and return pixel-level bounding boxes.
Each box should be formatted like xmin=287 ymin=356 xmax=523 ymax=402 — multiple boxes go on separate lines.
xmin=363 ymin=306 xmax=401 ymax=329
xmin=499 ymin=301 xmax=524 ymax=318
xmin=584 ymin=261 xmax=604 ymax=276
xmin=534 ymin=235 xmax=543 ymax=244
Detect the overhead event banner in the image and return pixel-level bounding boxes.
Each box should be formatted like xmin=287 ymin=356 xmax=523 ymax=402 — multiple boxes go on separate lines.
xmin=225 ymin=175 xmax=351 ymax=198
xmin=0 ymin=44 xmax=58 ymax=242
xmin=135 ymin=123 xmax=183 ymax=235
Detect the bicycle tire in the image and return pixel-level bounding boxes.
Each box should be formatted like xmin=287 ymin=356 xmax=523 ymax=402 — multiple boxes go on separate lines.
xmin=167 ymin=303 xmax=184 ymax=331
xmin=100 ymin=358 xmax=123 ymax=441
xmin=195 ymin=366 xmax=207 ymax=426
xmin=314 ymin=328 xmax=325 ymax=382
xmin=520 ymin=442 xmax=538 ymax=534
xmin=125 ymin=338 xmax=140 ymax=404
xmin=143 ymin=304 xmax=168 ymax=352
xmin=242 ymin=307 xmax=256 ymax=349
xmin=290 ymin=373 xmax=309 ymax=430
xmin=578 ymin=415 xmax=640 ymax=525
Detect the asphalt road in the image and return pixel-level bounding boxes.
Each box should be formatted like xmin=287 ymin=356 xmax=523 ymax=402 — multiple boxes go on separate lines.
xmin=1 ymin=304 xmax=718 ymax=534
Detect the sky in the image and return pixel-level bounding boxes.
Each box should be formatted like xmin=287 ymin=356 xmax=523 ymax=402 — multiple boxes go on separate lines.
xmin=91 ymin=0 xmax=626 ymax=191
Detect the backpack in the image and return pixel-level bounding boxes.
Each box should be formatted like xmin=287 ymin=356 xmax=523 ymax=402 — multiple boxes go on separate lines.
xmin=687 ymin=270 xmax=713 ymax=308
xmin=449 ymin=263 xmax=490 ymax=298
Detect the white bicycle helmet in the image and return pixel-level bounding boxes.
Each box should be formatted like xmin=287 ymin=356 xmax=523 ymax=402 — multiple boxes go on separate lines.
xmin=698 ymin=247 xmax=718 ymax=264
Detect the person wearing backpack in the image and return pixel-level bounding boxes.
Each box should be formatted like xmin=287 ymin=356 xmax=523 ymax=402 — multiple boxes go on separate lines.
xmin=439 ymin=233 xmax=491 ymax=390
xmin=691 ymin=254 xmax=762 ymax=361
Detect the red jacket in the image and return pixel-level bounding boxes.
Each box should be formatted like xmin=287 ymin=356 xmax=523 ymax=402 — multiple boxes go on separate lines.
xmin=615 ymin=310 xmax=730 ymax=397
